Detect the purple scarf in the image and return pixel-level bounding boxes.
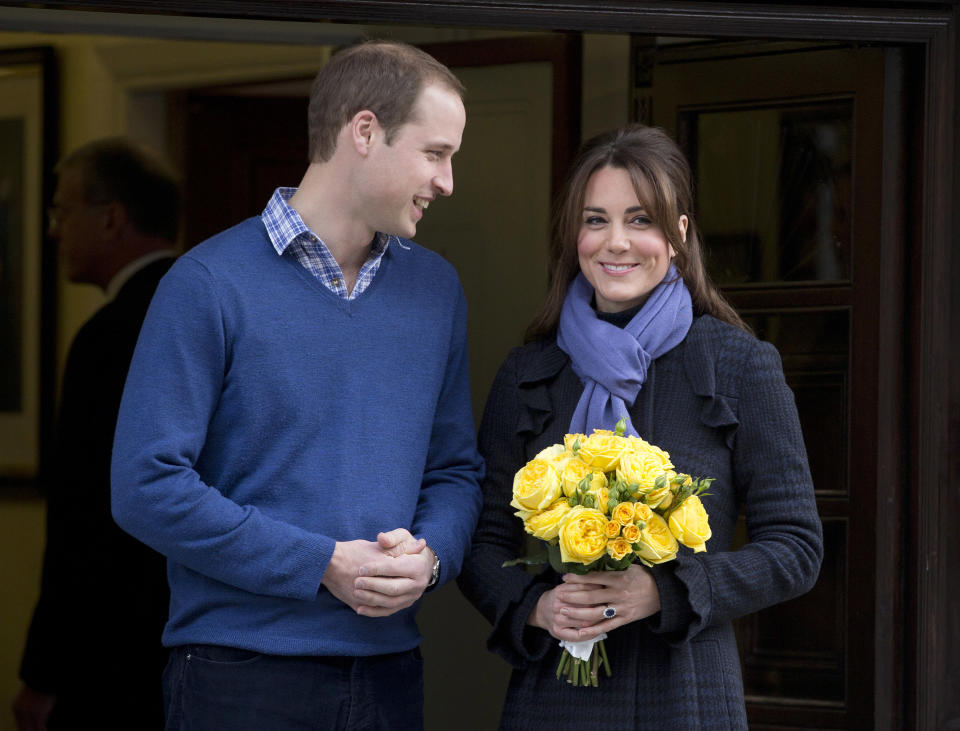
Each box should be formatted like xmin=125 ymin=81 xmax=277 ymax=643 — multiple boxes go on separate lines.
xmin=556 ymin=266 xmax=693 ymax=437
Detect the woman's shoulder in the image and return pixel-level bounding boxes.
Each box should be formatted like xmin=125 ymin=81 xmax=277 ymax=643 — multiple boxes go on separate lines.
xmin=683 ymin=315 xmax=781 ymax=397
xmin=689 ymin=313 xmax=755 ymax=344
xmin=686 ymin=314 xmax=772 ymax=361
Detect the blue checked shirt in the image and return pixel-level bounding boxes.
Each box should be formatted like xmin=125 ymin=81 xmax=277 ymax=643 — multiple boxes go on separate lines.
xmin=261 ymin=187 xmax=393 ymax=299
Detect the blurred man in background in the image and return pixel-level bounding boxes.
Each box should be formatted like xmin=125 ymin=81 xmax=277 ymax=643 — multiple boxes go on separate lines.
xmin=14 ymin=136 xmax=180 ymax=730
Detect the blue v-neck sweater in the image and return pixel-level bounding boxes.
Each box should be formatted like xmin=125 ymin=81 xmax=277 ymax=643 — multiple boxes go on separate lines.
xmin=111 ymin=218 xmax=483 ymax=656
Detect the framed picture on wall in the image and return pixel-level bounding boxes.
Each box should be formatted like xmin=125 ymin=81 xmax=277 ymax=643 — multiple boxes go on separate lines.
xmin=0 ymin=46 xmax=57 ymax=489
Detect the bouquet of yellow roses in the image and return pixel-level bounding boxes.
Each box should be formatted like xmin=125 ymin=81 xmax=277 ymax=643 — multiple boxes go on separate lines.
xmin=503 ymin=417 xmax=713 ymax=687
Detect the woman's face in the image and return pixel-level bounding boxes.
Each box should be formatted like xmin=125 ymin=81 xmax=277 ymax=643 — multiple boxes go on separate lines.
xmin=576 ymin=165 xmax=687 ymax=313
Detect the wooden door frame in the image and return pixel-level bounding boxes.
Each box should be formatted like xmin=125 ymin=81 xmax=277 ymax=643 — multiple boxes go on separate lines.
xmin=418 ymin=34 xmax=582 ymax=207
xmin=18 ymin=1 xmax=959 ymax=727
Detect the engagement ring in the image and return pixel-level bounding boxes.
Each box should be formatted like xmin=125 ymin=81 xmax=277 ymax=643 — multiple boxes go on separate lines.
xmin=603 ymin=606 xmax=617 ymax=619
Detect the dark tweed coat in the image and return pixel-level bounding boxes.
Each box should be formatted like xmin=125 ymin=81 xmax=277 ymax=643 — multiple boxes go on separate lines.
xmin=20 ymin=258 xmax=173 ymax=728
xmin=457 ymin=315 xmax=823 ymax=730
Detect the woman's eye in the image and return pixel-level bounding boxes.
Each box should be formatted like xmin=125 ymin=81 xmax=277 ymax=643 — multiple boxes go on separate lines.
xmin=584 ymin=216 xmax=606 ymax=226
xmin=630 ymin=215 xmax=652 ymax=226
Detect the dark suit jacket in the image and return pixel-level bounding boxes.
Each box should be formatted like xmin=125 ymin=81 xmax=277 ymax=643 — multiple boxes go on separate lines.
xmin=458 ymin=315 xmax=823 ymax=730
xmin=20 ymin=257 xmax=174 ymax=728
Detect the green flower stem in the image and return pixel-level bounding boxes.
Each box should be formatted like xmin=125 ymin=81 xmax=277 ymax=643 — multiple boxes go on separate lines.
xmin=599 ymin=639 xmax=612 ymax=677
xmin=556 ymin=650 xmax=570 ymax=679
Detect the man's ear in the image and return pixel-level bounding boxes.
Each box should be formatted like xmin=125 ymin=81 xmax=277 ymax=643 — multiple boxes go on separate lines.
xmin=351 ymin=110 xmax=379 ymax=156
xmin=100 ymin=200 xmax=127 ymax=239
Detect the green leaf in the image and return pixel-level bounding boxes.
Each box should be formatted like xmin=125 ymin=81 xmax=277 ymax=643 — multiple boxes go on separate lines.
xmin=614 ymin=415 xmax=627 ymax=437
xmin=547 ymin=543 xmax=604 ymax=574
xmin=501 ymin=548 xmax=550 ymax=568
xmin=547 ymin=543 xmax=566 ymax=573
xmin=605 ymin=553 xmax=634 ymax=571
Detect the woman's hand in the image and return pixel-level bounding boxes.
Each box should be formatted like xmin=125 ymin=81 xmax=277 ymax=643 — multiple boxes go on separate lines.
xmin=528 ymin=564 xmax=661 ymax=641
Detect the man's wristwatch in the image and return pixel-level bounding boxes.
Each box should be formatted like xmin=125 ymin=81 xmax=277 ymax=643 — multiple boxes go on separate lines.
xmin=426 ymin=553 xmax=441 ymax=588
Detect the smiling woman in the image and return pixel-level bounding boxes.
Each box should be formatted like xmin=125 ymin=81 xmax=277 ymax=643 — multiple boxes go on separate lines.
xmin=457 ymin=123 xmax=823 ymax=729
xmin=528 ymin=124 xmax=747 ymax=341
xmin=576 ymin=166 xmax=684 ymax=313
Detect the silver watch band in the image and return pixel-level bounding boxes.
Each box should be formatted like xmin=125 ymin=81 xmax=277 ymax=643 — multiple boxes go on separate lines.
xmin=427 ymin=553 xmax=441 ymax=588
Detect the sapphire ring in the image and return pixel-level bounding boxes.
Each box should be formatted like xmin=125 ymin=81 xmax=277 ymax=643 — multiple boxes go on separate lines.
xmin=603 ymin=606 xmax=617 ymax=619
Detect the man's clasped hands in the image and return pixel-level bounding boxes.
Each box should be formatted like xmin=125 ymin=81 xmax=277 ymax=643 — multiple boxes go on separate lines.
xmin=321 ymin=528 xmax=436 ymax=617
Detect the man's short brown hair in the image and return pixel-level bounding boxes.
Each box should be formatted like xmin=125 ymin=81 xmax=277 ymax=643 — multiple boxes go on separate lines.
xmin=307 ymin=40 xmax=464 ymax=162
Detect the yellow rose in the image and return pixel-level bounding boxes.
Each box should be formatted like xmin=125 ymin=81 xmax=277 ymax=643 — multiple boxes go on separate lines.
xmin=511 ymin=459 xmax=562 ymax=512
xmin=512 ymin=507 xmax=537 ymax=523
xmin=668 ymin=494 xmax=712 ymax=553
xmin=634 ymin=511 xmax=678 ymax=565
xmin=534 ymin=443 xmax=575 ymax=474
xmin=560 ymin=457 xmax=608 ymax=498
xmin=604 ymin=520 xmax=621 ymax=538
xmin=634 ymin=502 xmax=654 ymax=521
xmin=577 ymin=431 xmax=629 ymax=472
xmin=622 ymin=523 xmax=640 ymax=543
xmin=523 ymin=499 xmax=573 ymax=541
xmin=617 ymin=445 xmax=673 ymax=495
xmin=607 ymin=537 xmax=632 ymax=561
xmin=557 ymin=506 xmax=609 ymax=564
xmin=563 ymin=433 xmax=587 ymax=452
xmin=587 ymin=485 xmax=611 ymax=514
xmin=534 ymin=443 xmax=564 ymax=462
xmin=643 ymin=484 xmax=674 ymax=510
xmin=625 ymin=434 xmax=651 ymax=451
xmin=611 ymin=501 xmax=636 ymax=526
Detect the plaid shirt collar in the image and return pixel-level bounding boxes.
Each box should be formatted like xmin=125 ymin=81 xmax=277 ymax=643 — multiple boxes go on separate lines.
xmin=261 ymin=187 xmax=391 ymax=298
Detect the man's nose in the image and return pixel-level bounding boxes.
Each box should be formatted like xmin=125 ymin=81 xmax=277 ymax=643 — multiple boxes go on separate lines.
xmin=433 ymin=159 xmax=454 ymax=197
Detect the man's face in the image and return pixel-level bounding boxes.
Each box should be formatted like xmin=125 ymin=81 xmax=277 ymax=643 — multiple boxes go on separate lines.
xmin=361 ymin=83 xmax=466 ymax=239
xmin=48 ymin=167 xmax=110 ymax=284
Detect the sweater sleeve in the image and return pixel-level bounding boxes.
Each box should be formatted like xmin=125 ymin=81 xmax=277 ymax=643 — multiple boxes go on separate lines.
xmin=111 ymin=257 xmax=333 ymax=601
xmin=647 ymin=337 xmax=824 ymax=642
xmin=411 ymin=284 xmax=485 ymax=588
xmin=457 ymin=350 xmax=558 ymax=667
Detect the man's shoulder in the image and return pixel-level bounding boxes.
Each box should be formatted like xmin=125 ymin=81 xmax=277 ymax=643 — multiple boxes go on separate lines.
xmin=170 ymin=219 xmax=273 ymax=286
xmin=384 ymin=237 xmax=464 ymax=303
xmin=186 ymin=218 xmax=267 ymax=261
xmin=389 ymin=237 xmax=458 ymax=277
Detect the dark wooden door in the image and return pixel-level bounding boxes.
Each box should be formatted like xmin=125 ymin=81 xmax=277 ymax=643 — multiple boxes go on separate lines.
xmin=173 ymin=91 xmax=310 ymax=249
xmin=644 ymin=40 xmax=904 ymax=729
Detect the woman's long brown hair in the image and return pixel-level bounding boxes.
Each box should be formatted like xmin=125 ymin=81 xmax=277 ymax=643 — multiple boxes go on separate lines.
xmin=525 ymin=124 xmax=750 ymax=342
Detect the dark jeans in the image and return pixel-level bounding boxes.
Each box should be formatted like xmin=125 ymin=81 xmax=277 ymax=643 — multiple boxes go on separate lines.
xmin=162 ymin=645 xmax=424 ymax=730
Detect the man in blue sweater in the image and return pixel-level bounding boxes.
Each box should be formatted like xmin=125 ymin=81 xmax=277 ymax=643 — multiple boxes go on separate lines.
xmin=111 ymin=40 xmax=483 ymax=730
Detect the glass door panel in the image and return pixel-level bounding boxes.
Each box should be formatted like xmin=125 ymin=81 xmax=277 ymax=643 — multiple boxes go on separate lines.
xmin=645 ymin=40 xmax=886 ymax=728
xmin=680 ymin=100 xmax=853 ymax=284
